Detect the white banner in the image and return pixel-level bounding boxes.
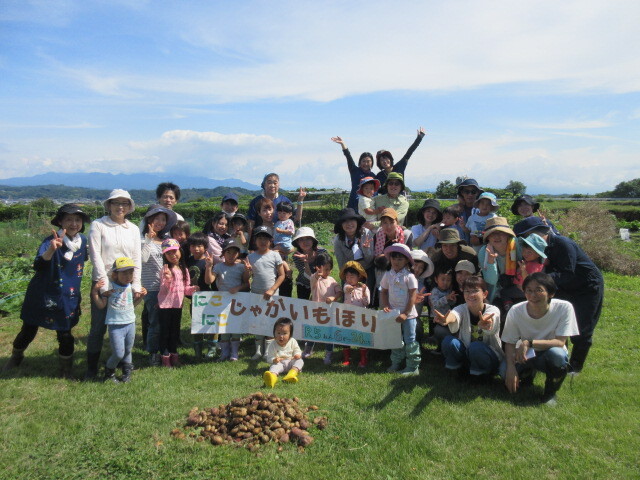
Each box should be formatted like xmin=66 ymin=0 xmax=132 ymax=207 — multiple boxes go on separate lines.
xmin=191 ymin=291 xmax=403 ymax=350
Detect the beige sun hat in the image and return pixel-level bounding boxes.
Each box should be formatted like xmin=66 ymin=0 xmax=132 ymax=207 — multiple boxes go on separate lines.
xmin=103 ymin=189 xmax=136 ymax=214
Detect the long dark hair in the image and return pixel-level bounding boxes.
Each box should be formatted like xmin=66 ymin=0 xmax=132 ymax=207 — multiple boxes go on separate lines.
xmin=203 ymin=211 xmax=231 ymax=236
xmin=163 ymin=249 xmax=189 ymax=286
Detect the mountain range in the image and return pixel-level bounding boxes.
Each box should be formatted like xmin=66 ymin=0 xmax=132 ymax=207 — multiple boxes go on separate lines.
xmin=0 ymin=172 xmax=260 ymax=191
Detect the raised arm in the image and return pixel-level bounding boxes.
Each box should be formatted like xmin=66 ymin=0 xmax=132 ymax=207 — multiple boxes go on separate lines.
xmin=394 ymin=126 xmax=426 ymax=174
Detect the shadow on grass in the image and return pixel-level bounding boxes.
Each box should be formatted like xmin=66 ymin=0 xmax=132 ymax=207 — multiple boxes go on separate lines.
xmin=370 ymin=352 xmax=544 ymax=413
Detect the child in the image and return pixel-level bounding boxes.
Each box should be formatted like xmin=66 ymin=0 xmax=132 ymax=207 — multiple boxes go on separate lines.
xmin=380 ymin=243 xmax=420 ymax=375
xmin=248 ymin=226 xmax=286 ymax=360
xmin=221 ymin=193 xmax=239 ymax=216
xmin=410 ymin=249 xmax=435 ymax=343
xmin=308 ymin=252 xmax=342 ymax=364
xmin=515 ymin=234 xmax=547 ymax=288
xmin=186 ymin=232 xmax=215 ymax=360
xmin=441 ymin=205 xmax=466 ymax=243
xmin=428 ymin=269 xmax=458 ymax=350
xmin=357 ymin=176 xmax=383 ymax=223
xmin=339 ymin=261 xmax=371 ymax=367
xmin=411 ymin=199 xmax=443 ymax=251
xmin=263 ymin=317 xmax=304 ymax=388
xmin=274 ymin=202 xmax=295 ymax=255
xmin=434 ymin=276 xmax=503 ymax=379
xmin=463 ymin=192 xmax=499 ymax=250
xmin=453 ymin=259 xmax=476 ymax=307
xmin=499 ymin=233 xmax=548 ymax=311
xmin=91 ymin=257 xmax=146 ymax=382
xmin=3 ymin=204 xmax=90 ymax=378
xmin=141 ymin=206 xmax=177 ymax=366
xmin=158 ymin=239 xmax=199 ymax=367
xmin=229 ymin=213 xmax=249 ymax=257
xmin=171 ymin=220 xmax=191 ymax=259
xmin=206 ymin=239 xmax=250 ymax=361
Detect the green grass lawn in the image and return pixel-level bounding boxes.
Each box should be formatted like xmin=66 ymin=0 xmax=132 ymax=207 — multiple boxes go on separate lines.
xmin=1 ymin=270 xmax=639 ymax=480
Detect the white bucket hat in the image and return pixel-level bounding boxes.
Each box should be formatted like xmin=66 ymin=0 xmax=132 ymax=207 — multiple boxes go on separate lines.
xmin=103 ymin=189 xmax=136 ymax=214
xmin=292 ymin=226 xmax=318 ymax=249
xmin=410 ymin=250 xmax=434 ymax=279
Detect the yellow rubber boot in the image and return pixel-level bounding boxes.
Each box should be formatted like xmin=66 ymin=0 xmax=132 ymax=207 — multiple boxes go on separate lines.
xmin=282 ymin=369 xmax=299 ymax=383
xmin=263 ymin=371 xmax=278 ymax=388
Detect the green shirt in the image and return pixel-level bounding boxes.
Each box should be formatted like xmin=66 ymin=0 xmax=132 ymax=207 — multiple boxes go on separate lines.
xmin=372 ymin=194 xmax=409 ymax=227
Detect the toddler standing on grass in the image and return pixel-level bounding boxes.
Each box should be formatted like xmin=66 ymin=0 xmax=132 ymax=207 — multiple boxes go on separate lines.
xmin=263 ymin=317 xmax=304 ymax=388
xmin=248 ymin=226 xmax=286 ymax=360
xmin=339 ymin=261 xmax=371 ymax=368
xmin=91 ymin=257 xmax=146 ymax=383
xmin=205 ymin=239 xmax=250 ymax=361
xmin=308 ymin=252 xmax=343 ymax=364
xmin=158 ymin=239 xmax=199 ymax=367
xmin=380 ymin=243 xmax=420 ymax=376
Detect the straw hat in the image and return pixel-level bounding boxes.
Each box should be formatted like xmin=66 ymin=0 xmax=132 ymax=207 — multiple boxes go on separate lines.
xmin=339 ymin=261 xmax=367 ymax=281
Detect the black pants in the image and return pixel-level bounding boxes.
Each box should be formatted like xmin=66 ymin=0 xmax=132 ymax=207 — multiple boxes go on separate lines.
xmin=296 ymin=284 xmax=311 ymax=300
xmin=562 ymin=282 xmax=604 ymax=370
xmin=13 ymin=323 xmax=74 ymax=356
xmin=279 ymin=277 xmax=293 ymax=298
xmin=159 ymin=308 xmax=182 ymax=354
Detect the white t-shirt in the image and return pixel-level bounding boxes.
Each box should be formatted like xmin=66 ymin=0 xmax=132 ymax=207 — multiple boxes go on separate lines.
xmin=380 ymin=268 xmax=418 ymax=318
xmin=501 ymin=299 xmax=579 ymax=350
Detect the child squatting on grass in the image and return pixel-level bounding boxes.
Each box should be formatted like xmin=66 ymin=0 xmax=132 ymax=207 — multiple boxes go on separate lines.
xmin=91 ymin=257 xmax=146 ymax=383
xmin=263 ymin=317 xmax=304 ymax=388
xmin=3 ymin=204 xmax=91 ymax=379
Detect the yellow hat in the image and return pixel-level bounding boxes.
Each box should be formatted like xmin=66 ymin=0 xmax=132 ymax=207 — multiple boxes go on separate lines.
xmin=113 ymin=257 xmax=135 ymax=271
xmin=339 ymin=261 xmax=367 ymax=281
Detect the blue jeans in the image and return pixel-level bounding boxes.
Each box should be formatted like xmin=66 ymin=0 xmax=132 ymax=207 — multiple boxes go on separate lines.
xmin=401 ymin=317 xmax=417 ymax=344
xmin=106 ymin=323 xmax=135 ymax=368
xmin=442 ymin=336 xmax=500 ymax=375
xmin=499 ymin=347 xmax=569 ymax=378
xmin=143 ymin=291 xmax=160 ymax=354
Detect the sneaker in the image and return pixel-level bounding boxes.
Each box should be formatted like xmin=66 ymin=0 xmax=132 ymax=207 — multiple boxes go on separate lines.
xmin=301 ymin=344 xmax=314 ymax=359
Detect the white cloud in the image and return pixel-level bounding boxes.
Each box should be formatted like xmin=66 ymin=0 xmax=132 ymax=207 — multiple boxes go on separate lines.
xmin=129 ymin=130 xmax=285 ymax=149
xmin=46 ymin=1 xmax=640 ymax=101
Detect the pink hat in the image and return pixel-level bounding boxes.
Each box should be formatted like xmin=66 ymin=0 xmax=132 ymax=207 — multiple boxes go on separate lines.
xmin=161 ymin=238 xmax=180 ymax=254
xmin=383 ymin=243 xmax=414 ymax=265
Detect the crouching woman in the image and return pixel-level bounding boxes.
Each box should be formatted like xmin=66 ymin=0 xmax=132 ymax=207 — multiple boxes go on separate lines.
xmin=500 ymin=272 xmax=579 ymax=405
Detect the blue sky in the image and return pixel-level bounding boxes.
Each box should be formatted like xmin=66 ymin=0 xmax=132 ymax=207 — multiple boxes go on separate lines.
xmin=1 ymin=0 xmax=639 ymax=194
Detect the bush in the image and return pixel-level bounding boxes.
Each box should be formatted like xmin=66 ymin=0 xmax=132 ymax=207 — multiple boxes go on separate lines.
xmin=558 ymin=203 xmax=640 ymax=275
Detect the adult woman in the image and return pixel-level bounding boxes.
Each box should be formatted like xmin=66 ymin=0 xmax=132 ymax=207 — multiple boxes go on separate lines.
xmin=247 ymin=173 xmax=306 ymax=228
xmin=332 ymin=208 xmax=375 ymax=298
xmin=430 ymin=228 xmax=479 ymax=281
xmin=477 ymin=217 xmax=519 ymax=310
xmin=85 ymin=189 xmax=142 ymax=380
xmin=292 ymin=227 xmax=326 ymax=300
xmin=513 ymin=216 xmax=604 ymax=374
xmin=370 ymin=172 xmax=410 ymax=229
xmin=330 ymin=136 xmax=375 ymax=210
xmin=203 ymin=211 xmax=231 ymax=265
xmin=501 ymin=272 xmax=579 ymax=405
xmin=456 ymin=178 xmax=483 ymax=243
xmin=4 ymin=204 xmax=90 ymax=378
xmin=140 ymin=205 xmax=177 ymax=365
xmin=375 ymin=127 xmax=426 ymax=194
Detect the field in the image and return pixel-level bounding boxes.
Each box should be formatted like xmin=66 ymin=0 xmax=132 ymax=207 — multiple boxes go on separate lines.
xmin=1 ymin=217 xmax=639 ymax=480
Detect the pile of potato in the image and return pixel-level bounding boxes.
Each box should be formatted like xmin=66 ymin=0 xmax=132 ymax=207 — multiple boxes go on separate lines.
xmin=171 ymin=392 xmax=328 ymax=451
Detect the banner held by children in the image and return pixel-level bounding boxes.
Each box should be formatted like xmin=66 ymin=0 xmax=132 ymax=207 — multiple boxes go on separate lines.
xmin=191 ymin=291 xmax=402 ymax=350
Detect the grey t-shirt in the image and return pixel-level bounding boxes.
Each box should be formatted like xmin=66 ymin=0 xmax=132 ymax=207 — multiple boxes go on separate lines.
xmin=248 ymin=250 xmax=283 ymax=294
xmin=213 ymin=262 xmax=246 ymax=292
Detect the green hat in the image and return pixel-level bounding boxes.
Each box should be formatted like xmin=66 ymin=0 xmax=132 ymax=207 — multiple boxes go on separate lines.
xmin=384 ymin=172 xmax=405 ymax=190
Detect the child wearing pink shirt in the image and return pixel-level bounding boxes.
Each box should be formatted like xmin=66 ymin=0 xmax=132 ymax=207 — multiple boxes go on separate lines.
xmin=339 ymin=261 xmax=371 ymax=368
xmin=158 ymin=239 xmax=199 ymax=367
xmin=305 ymin=252 xmax=342 ymax=364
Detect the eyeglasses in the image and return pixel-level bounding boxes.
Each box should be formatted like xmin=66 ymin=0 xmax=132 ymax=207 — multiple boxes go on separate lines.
xmin=524 ymin=287 xmax=546 ymax=295
xmin=387 ymin=181 xmax=402 ymax=187
xmin=111 ymin=201 xmax=130 ymax=207
xmin=461 ymin=189 xmax=478 ymax=195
